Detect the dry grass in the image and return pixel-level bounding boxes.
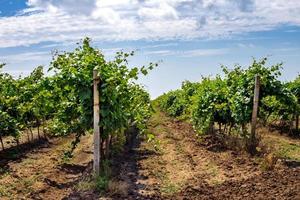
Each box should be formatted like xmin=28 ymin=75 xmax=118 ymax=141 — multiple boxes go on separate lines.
xmin=260 ymin=128 xmax=300 ymax=161
xmin=107 ymin=180 xmax=129 ymax=197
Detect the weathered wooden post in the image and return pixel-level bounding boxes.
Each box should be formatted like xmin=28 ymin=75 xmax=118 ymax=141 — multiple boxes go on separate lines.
xmin=249 ymin=75 xmax=260 ymax=154
xmin=296 ymin=115 xmax=299 ymax=131
xmin=93 ymin=70 xmax=101 ymax=175
xmin=0 ymin=135 xmax=4 ymax=151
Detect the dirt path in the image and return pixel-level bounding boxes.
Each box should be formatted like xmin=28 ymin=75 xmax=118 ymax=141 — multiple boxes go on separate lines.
xmin=0 ymin=135 xmax=93 ymax=200
xmin=108 ymin=110 xmax=300 ymax=200
xmin=1 ymin=110 xmax=300 ymax=200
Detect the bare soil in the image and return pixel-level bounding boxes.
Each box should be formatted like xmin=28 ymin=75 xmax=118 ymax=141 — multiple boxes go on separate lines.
xmin=99 ymin=110 xmax=300 ymax=200
xmin=1 ymin=110 xmax=300 ymax=200
xmin=1 ymin=128 xmax=45 ymax=151
xmin=0 ymin=135 xmax=93 ymax=200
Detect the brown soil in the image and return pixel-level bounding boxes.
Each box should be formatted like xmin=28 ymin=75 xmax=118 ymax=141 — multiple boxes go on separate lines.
xmin=0 ymin=134 xmax=93 ymax=200
xmin=99 ymin=110 xmax=300 ymax=200
xmin=1 ymin=110 xmax=300 ymax=200
xmin=1 ymin=128 xmax=45 ymax=151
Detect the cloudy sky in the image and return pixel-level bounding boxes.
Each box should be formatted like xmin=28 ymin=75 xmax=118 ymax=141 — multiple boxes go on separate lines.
xmin=0 ymin=0 xmax=300 ymax=98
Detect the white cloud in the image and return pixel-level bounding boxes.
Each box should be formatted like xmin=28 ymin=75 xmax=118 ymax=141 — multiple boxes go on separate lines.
xmin=138 ymin=2 xmax=179 ymax=20
xmin=0 ymin=0 xmax=300 ymax=48
xmin=0 ymin=51 xmax=51 ymax=64
xmin=237 ymin=43 xmax=255 ymax=48
xmin=143 ymin=43 xmax=178 ymax=49
xmin=144 ymin=48 xmax=228 ymax=57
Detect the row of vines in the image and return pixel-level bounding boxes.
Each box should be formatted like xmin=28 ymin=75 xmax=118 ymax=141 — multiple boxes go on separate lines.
xmin=156 ymin=58 xmax=299 ymax=152
xmin=0 ymin=38 xmax=155 ymax=158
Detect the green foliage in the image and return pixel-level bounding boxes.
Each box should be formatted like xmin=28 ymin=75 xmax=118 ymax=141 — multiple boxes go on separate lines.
xmin=157 ymin=58 xmax=299 ymax=138
xmin=287 ymin=75 xmax=300 ymax=115
xmin=192 ymin=76 xmax=230 ymax=134
xmin=159 ymin=90 xmax=185 ymax=117
xmin=0 ymin=38 xmax=155 ymax=154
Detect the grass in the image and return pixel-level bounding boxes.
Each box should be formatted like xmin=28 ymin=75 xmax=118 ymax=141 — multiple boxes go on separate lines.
xmin=0 ymin=173 xmax=42 ymax=198
xmin=204 ymin=162 xmax=219 ymax=177
xmin=277 ymin=143 xmax=300 ymax=161
xmin=161 ymin=182 xmax=180 ymax=195
xmin=77 ymin=159 xmax=111 ymax=193
xmin=0 ymin=185 xmax=12 ymax=198
xmin=20 ymin=158 xmax=35 ymax=166
xmin=202 ymin=161 xmax=225 ymax=186
xmin=77 ymin=174 xmax=129 ymax=197
xmin=263 ymin=135 xmax=300 ymax=161
xmin=157 ymin=170 xmax=181 ymax=195
xmin=77 ymin=174 xmax=110 ymax=193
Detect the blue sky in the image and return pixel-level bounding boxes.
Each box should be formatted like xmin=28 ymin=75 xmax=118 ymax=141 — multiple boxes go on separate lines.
xmin=0 ymin=0 xmax=299 ymax=98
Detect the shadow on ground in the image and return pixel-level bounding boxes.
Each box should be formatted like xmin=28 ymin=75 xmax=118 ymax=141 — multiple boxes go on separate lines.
xmin=64 ymin=128 xmax=162 ymax=200
xmin=0 ymin=138 xmax=49 ymax=175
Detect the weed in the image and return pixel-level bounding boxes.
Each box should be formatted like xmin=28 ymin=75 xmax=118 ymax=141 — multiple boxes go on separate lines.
xmin=0 ymin=185 xmax=12 ymax=198
xmin=161 ymin=182 xmax=180 ymax=195
xmin=277 ymin=143 xmax=300 ymax=161
xmin=262 ymin=136 xmax=300 ymax=161
xmin=77 ymin=159 xmax=111 ymax=193
xmin=94 ymin=175 xmax=109 ymax=192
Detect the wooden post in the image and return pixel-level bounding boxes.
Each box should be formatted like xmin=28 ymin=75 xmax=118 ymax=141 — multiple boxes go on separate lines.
xmin=296 ymin=115 xmax=299 ymax=131
xmin=249 ymin=75 xmax=260 ymax=154
xmin=93 ymin=70 xmax=101 ymax=175
xmin=0 ymin=134 xmax=4 ymax=151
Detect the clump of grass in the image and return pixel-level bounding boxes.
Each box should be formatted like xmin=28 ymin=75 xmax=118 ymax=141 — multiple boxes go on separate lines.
xmin=202 ymin=161 xmax=225 ymax=185
xmin=94 ymin=175 xmax=109 ymax=192
xmin=0 ymin=185 xmax=12 ymax=198
xmin=77 ymin=159 xmax=112 ymax=193
xmin=262 ymin=136 xmax=300 ymax=162
xmin=146 ymin=131 xmax=162 ymax=154
xmin=161 ymin=182 xmax=180 ymax=195
xmin=277 ymin=143 xmax=300 ymax=161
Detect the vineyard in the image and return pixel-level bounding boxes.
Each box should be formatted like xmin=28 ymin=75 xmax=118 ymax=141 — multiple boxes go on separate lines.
xmin=0 ymin=39 xmax=300 ymax=199
xmin=0 ymin=38 xmax=154 ymax=154
xmin=156 ymin=58 xmax=300 ymax=153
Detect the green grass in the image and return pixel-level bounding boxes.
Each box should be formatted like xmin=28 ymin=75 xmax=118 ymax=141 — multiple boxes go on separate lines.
xmin=264 ymin=135 xmax=300 ymax=161
xmin=0 ymin=185 xmax=12 ymax=198
xmin=161 ymin=182 xmax=180 ymax=195
xmin=77 ymin=173 xmax=110 ymax=193
xmin=77 ymin=159 xmax=111 ymax=193
xmin=277 ymin=143 xmax=300 ymax=161
xmin=0 ymin=174 xmax=42 ymax=198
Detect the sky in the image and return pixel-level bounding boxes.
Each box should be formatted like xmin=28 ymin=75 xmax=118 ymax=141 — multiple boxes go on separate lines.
xmin=0 ymin=0 xmax=299 ymax=98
